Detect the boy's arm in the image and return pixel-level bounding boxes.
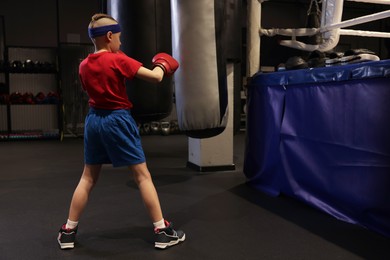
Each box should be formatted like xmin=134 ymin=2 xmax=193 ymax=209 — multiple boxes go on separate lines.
xmin=135 ymin=66 xmax=164 ymax=83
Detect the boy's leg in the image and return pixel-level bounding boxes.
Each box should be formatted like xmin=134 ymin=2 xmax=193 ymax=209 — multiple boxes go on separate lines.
xmin=58 ymin=164 xmax=102 ymax=249
xmin=129 ymin=162 xmax=185 ymax=249
xmin=68 ymin=164 xmax=102 ymax=221
xmin=129 ymin=162 xmax=163 ymax=222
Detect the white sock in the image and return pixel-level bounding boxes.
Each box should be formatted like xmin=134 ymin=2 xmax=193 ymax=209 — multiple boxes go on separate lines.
xmin=153 ymin=219 xmax=166 ymax=229
xmin=66 ymin=219 xmax=78 ymax=230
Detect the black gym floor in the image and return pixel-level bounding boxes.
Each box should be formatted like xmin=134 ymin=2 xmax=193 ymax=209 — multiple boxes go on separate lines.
xmin=1 ymin=133 xmax=389 ymax=260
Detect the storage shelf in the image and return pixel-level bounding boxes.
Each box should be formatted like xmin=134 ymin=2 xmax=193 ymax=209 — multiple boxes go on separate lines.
xmin=1 ymin=132 xmax=60 ymax=141
xmin=1 ymin=45 xmax=62 ymax=141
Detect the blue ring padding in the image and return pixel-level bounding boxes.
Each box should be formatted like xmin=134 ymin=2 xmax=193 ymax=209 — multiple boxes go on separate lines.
xmin=251 ymin=60 xmax=390 ymax=87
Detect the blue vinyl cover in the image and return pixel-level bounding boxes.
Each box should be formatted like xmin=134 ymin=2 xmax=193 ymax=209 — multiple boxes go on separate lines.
xmin=244 ymin=60 xmax=390 ymax=238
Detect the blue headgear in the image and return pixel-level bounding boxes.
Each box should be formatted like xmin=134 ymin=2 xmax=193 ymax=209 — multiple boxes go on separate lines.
xmin=88 ymin=24 xmax=121 ymax=38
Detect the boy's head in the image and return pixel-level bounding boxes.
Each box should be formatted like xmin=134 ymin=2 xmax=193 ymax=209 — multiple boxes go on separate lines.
xmin=88 ymin=13 xmax=121 ymax=52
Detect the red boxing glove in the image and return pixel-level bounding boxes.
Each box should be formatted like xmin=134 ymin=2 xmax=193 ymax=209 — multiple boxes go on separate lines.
xmin=152 ymin=53 xmax=179 ymax=76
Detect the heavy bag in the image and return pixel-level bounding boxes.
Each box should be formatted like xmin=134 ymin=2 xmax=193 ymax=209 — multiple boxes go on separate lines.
xmin=171 ymin=0 xmax=228 ymax=138
xmin=108 ymin=0 xmax=173 ymax=123
xmin=304 ymin=0 xmax=322 ymax=45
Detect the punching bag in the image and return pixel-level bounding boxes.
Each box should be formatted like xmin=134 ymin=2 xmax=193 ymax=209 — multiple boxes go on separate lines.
xmin=171 ymin=0 xmax=228 ymax=138
xmin=304 ymin=0 xmax=322 ymax=45
xmin=108 ymin=0 xmax=173 ymax=123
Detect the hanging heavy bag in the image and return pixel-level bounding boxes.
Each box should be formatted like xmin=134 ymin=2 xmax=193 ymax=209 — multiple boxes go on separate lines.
xmin=171 ymin=0 xmax=228 ymax=138
xmin=303 ymin=0 xmax=322 ymax=45
xmin=109 ymin=0 xmax=173 ymax=123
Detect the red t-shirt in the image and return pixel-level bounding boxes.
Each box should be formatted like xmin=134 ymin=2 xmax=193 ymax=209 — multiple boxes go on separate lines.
xmin=79 ymin=51 xmax=142 ymax=109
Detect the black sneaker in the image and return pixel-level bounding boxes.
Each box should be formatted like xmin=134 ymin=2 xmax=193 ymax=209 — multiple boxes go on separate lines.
xmin=57 ymin=224 xmax=77 ymax=249
xmin=154 ymin=220 xmax=185 ymax=249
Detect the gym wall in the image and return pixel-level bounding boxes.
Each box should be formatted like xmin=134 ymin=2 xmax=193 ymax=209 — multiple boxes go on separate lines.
xmin=0 ymin=0 xmax=101 ymax=47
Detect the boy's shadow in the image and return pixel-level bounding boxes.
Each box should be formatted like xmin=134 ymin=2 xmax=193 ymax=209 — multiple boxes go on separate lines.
xmin=73 ymin=225 xmax=153 ymax=256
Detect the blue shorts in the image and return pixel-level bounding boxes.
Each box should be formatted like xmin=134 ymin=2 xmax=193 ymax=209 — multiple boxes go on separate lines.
xmin=84 ymin=108 xmax=146 ymax=167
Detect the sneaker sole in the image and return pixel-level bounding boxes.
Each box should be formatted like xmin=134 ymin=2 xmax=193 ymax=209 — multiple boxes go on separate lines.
xmin=155 ymin=234 xmax=186 ymax=249
xmin=58 ymin=239 xmax=74 ymax=250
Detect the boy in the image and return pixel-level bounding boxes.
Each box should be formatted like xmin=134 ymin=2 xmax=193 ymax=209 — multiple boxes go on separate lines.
xmin=57 ymin=13 xmax=185 ymax=250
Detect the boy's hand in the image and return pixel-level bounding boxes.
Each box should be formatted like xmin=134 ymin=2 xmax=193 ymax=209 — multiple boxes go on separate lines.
xmin=152 ymin=53 xmax=179 ymax=76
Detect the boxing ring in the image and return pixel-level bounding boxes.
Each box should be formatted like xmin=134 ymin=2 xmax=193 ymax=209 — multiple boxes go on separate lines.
xmin=246 ymin=0 xmax=390 ymax=76
xmin=244 ymin=0 xmax=390 ymax=237
xmin=259 ymin=0 xmax=390 ymax=52
xmin=244 ymin=60 xmax=390 ymax=238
